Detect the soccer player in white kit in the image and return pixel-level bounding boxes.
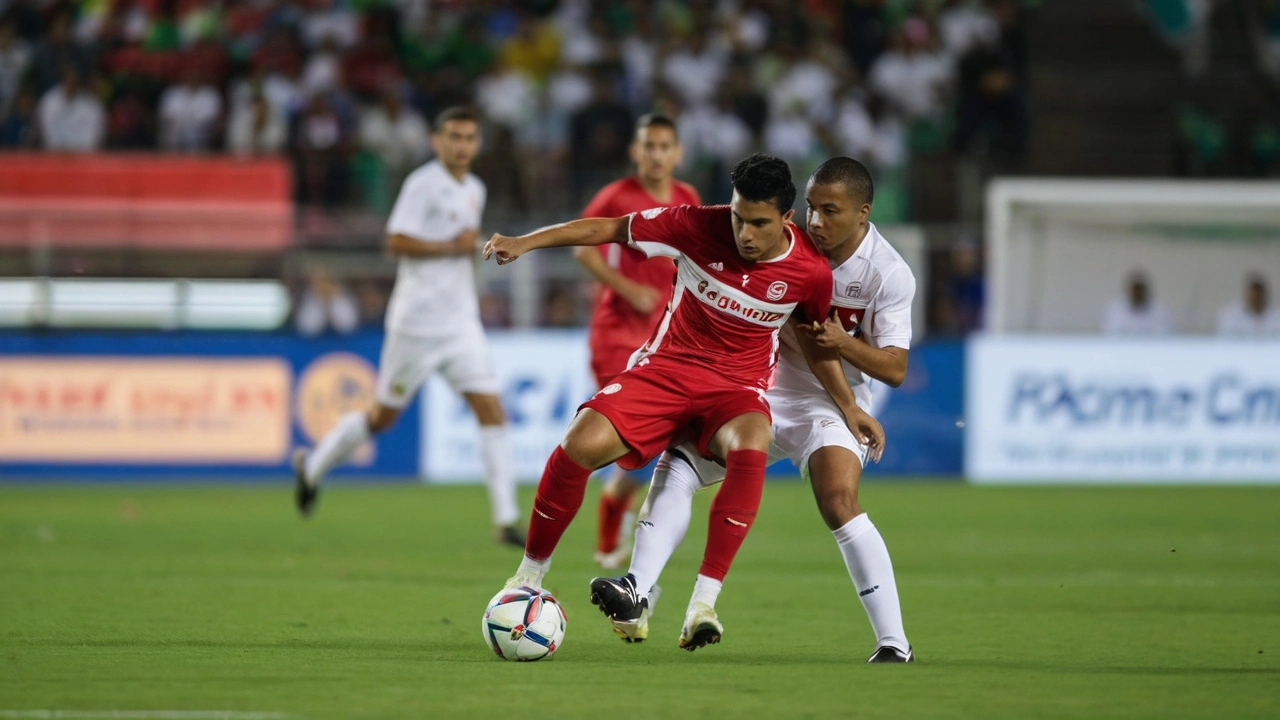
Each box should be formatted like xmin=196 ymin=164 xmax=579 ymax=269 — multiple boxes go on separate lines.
xmin=293 ymin=107 xmax=524 ymax=546
xmin=605 ymin=157 xmax=916 ymax=660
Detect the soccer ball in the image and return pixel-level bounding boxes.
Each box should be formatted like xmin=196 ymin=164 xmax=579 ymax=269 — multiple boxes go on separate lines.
xmin=481 ymin=586 xmax=566 ymax=661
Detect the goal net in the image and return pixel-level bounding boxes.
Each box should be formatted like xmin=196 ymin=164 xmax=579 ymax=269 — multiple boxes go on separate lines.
xmin=985 ymin=179 xmax=1280 ymax=334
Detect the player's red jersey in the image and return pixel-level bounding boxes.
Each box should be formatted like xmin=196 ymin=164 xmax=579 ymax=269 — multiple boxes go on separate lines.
xmin=625 ymin=204 xmax=833 ymax=390
xmin=581 ymin=177 xmax=702 ymax=369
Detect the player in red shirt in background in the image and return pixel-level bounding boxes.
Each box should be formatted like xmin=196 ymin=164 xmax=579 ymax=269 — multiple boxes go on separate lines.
xmin=575 ymin=113 xmax=701 ymax=571
xmin=485 ymin=154 xmax=885 ymax=651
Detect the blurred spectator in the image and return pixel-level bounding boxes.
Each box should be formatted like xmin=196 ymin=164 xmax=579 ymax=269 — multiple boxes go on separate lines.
xmin=770 ymin=44 xmax=839 ymax=126
xmin=302 ymin=36 xmax=344 ymax=98
xmin=295 ymin=267 xmax=360 ymax=337
xmin=841 ymin=0 xmax=888 ymax=77
xmin=106 ymin=84 xmax=156 ymax=149
xmin=1216 ymin=274 xmax=1280 ymax=335
xmin=1103 ymin=271 xmax=1174 ymax=335
xmin=293 ymin=94 xmax=352 ymax=209
xmin=834 ymin=92 xmax=908 ymax=170
xmin=955 ymin=24 xmax=1029 ymax=161
xmin=158 ymin=70 xmax=222 ymax=152
xmin=938 ymin=0 xmax=1000 ymax=60
xmin=28 ymin=12 xmax=91 ymax=93
xmin=681 ymin=88 xmax=753 ymax=200
xmin=474 ymin=59 xmax=538 ymax=135
xmin=619 ymin=9 xmax=657 ymax=108
xmin=569 ymin=71 xmax=634 ymax=202
xmin=359 ymin=87 xmax=430 ymax=180
xmin=764 ymin=100 xmax=817 ymax=164
xmin=37 ymin=66 xmax=105 ymax=151
xmin=0 ymin=20 xmax=30 ymax=118
xmin=869 ymin=22 xmax=952 ymax=121
xmin=301 ymin=0 xmax=362 ymax=51
xmin=500 ymin=13 xmax=561 ymax=82
xmin=0 ymin=88 xmax=36 ymax=148
xmin=227 ymin=92 xmax=287 ymax=157
xmin=661 ymin=32 xmax=728 ymax=109
xmin=542 ymin=284 xmax=584 ymax=327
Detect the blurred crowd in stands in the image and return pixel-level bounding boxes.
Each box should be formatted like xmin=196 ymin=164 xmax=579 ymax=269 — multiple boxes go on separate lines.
xmin=0 ymin=0 xmax=1034 ymax=216
xmin=0 ymin=0 xmax=1041 ymax=335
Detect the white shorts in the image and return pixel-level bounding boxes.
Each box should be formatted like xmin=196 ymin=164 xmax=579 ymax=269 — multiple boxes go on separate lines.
xmin=671 ymin=387 xmax=868 ymax=488
xmin=375 ymin=326 xmax=499 ymax=409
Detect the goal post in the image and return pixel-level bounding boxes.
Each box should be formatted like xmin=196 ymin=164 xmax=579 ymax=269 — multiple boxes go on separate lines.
xmin=985 ymin=179 xmax=1280 ymax=334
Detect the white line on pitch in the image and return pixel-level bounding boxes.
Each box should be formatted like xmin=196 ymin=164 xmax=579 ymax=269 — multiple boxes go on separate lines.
xmin=0 ymin=707 xmax=290 ymax=712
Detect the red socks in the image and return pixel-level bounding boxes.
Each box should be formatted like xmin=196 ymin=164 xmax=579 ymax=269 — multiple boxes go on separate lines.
xmin=699 ymin=449 xmax=767 ymax=581
xmin=525 ymin=446 xmax=593 ymax=561
xmin=596 ymin=490 xmax=632 ymax=554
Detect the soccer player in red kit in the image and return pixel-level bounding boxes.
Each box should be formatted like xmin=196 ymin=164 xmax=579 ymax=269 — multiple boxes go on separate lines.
xmin=484 ymin=154 xmax=885 ymax=651
xmin=575 ymin=113 xmax=701 ymax=571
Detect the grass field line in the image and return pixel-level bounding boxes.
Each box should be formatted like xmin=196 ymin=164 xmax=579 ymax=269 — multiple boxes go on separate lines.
xmin=0 ymin=707 xmax=290 ymax=712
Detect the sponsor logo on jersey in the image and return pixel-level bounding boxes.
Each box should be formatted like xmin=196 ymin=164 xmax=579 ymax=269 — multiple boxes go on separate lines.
xmin=846 ymin=282 xmax=861 ymax=298
xmin=692 ymin=280 xmax=787 ymax=324
xmin=640 ymin=207 xmax=667 ymax=219
xmin=710 ymin=262 xmax=724 ymax=271
xmin=600 ymin=383 xmax=622 ymax=395
xmin=767 ymin=281 xmax=788 ymax=301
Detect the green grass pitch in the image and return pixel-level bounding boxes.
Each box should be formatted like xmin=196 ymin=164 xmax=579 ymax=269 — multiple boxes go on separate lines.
xmin=2 ymin=480 xmax=1278 ymax=719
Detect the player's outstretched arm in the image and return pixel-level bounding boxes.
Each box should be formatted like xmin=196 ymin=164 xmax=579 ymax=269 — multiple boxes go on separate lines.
xmin=808 ymin=312 xmax=909 ymax=387
xmin=483 ymin=216 xmax=632 ymax=266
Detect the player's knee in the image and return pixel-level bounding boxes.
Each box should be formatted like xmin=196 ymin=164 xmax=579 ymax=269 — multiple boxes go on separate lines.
xmin=562 ymin=412 xmax=624 ymax=468
xmin=816 ymin=489 xmax=862 ymax=530
xmin=366 ymin=406 xmax=399 ymax=434
xmin=469 ymin=395 xmax=506 ymax=426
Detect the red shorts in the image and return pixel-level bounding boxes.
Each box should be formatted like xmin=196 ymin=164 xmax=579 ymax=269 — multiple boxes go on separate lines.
xmin=580 ymin=356 xmax=771 ymax=471
xmin=589 ymin=343 xmax=637 ymax=389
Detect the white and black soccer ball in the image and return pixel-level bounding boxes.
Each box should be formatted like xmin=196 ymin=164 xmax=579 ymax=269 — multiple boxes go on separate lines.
xmin=481 ymin=586 xmax=566 ymax=661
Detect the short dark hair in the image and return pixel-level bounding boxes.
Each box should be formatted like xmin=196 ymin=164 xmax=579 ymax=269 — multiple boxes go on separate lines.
xmin=635 ymin=112 xmax=678 ymax=136
xmin=730 ymin=153 xmax=795 ymax=214
xmin=811 ymin=156 xmax=875 ymax=206
xmin=434 ymin=106 xmax=481 ymax=131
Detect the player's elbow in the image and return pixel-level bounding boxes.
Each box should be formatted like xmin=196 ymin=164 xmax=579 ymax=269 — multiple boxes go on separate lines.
xmin=384 ymin=234 xmax=402 ymax=254
xmin=882 ymin=364 xmax=907 ymax=388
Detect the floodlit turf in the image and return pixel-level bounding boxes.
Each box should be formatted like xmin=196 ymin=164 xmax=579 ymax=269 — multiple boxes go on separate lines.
xmin=1 ymin=480 xmax=1278 ymax=719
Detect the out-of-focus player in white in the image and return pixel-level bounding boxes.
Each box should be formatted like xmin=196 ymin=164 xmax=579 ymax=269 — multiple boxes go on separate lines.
xmin=293 ymin=106 xmax=525 ymax=546
xmin=615 ymin=157 xmax=916 ymax=661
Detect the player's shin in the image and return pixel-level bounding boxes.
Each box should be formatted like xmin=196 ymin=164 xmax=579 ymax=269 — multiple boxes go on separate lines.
xmin=479 ymin=425 xmax=520 ymax=527
xmin=524 ymin=446 xmax=593 ymax=563
xmin=304 ymin=411 xmax=372 ymax=485
xmin=698 ymin=449 xmax=767 ymax=581
xmin=833 ymin=513 xmax=910 ymax=653
xmin=628 ymin=453 xmax=698 ymax=599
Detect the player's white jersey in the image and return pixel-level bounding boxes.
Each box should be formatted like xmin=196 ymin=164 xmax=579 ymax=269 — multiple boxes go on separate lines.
xmin=384 ymin=159 xmax=487 ymax=337
xmin=772 ymin=222 xmax=915 ymax=410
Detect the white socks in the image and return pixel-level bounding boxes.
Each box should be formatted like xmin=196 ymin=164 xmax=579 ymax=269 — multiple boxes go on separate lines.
xmin=628 ymin=452 xmax=700 ymax=600
xmin=514 ymin=554 xmax=550 ymax=588
xmin=833 ymin=513 xmax=909 ymax=652
xmin=689 ymin=574 xmax=723 ymax=609
xmin=479 ymin=425 xmax=520 ymax=527
xmin=304 ymin=411 xmax=371 ymax=486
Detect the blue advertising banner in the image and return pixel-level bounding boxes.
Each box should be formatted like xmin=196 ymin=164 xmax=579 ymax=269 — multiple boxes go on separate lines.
xmin=0 ymin=330 xmax=418 ymax=479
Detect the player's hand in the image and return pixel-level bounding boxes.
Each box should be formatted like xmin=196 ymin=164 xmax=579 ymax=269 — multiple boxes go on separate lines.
xmin=842 ymin=403 xmax=885 ymax=464
xmin=621 ymin=281 xmax=661 ymax=314
xmin=483 ymin=233 xmax=525 ymax=265
xmin=807 ymin=310 xmax=852 ymax=350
